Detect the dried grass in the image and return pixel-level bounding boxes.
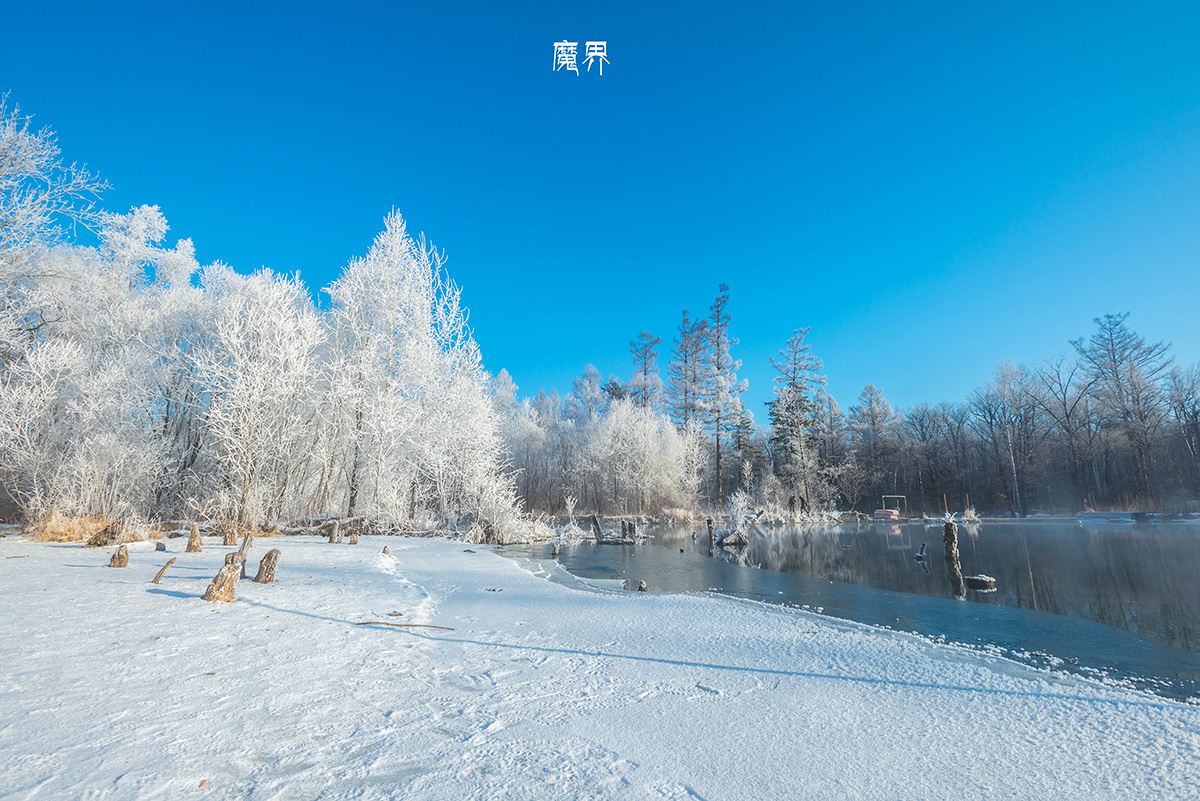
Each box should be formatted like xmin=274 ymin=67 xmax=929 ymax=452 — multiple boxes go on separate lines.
xmin=30 ymin=511 xmax=113 ymax=543
xmin=30 ymin=512 xmax=161 ymax=543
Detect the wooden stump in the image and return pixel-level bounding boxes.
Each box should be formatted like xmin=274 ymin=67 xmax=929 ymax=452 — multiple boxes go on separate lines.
xmin=589 ymin=515 xmax=603 ymax=540
xmin=155 ymin=541 xmax=167 ymax=552
xmin=327 ymin=521 xmax=341 ymax=544
xmin=349 ymin=529 xmax=359 ymax=545
xmin=152 ymin=557 xmax=177 ymax=584
xmin=944 ymin=521 xmax=965 ymax=599
xmin=222 ymin=525 xmax=237 ymax=546
xmin=382 ymin=545 xmax=390 ymax=555
xmin=186 ymin=524 xmax=202 ymax=553
xmin=240 ymin=531 xmax=254 ymax=553
xmin=202 ymin=564 xmax=240 ymax=602
xmin=225 ymin=551 xmax=247 ymax=579
xmin=109 ymin=545 xmax=129 ymax=568
xmin=254 ymin=549 xmax=281 ymax=583
xmin=637 ymin=580 xmax=648 ymax=592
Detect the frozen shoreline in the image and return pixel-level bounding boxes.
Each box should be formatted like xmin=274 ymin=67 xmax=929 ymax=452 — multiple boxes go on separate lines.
xmin=2 ymin=535 xmax=1198 ymax=799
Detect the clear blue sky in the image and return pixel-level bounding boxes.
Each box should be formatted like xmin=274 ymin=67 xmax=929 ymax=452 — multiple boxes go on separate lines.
xmin=7 ymin=1 xmax=1200 ymax=415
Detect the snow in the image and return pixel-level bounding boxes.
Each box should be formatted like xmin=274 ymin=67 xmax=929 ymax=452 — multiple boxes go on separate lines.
xmin=2 ymin=534 xmax=1199 ymax=799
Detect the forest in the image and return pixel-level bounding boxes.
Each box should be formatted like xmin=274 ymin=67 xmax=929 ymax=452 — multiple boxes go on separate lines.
xmin=3 ymin=96 xmax=1199 ymax=534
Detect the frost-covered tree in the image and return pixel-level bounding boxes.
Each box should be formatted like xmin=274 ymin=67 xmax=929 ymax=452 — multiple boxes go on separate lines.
xmin=700 ymin=284 xmax=746 ymax=506
xmin=667 ymin=308 xmax=707 ymax=428
xmin=0 ymin=94 xmax=107 ymax=274
xmin=767 ymin=328 xmax=826 ymax=507
xmin=628 ymin=331 xmax=664 ymax=412
xmin=1072 ymin=313 xmax=1172 ymax=501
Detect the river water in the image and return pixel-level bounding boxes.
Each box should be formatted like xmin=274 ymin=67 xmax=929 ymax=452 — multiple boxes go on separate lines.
xmin=499 ymin=520 xmax=1200 ymax=701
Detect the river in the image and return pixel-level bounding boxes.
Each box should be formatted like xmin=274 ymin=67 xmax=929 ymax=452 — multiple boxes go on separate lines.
xmin=499 ymin=519 xmax=1200 ymax=701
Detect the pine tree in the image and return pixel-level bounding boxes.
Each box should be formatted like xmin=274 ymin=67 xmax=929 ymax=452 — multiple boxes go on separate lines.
xmin=629 ymin=331 xmax=664 ymax=411
xmin=667 ymin=309 xmax=707 ymax=428
xmin=701 ymin=284 xmax=746 ymax=506
xmin=767 ymin=328 xmax=825 ymax=506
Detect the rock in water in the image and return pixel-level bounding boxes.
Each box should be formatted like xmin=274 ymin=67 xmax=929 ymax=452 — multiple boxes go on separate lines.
xmin=109 ymin=545 xmax=129 ymax=568
xmin=155 ymin=541 xmax=167 ymax=552
xmin=186 ymin=524 xmax=202 ymax=553
xmin=202 ymin=564 xmax=240 ymax=602
xmin=965 ymin=574 xmax=997 ymax=591
xmin=254 ymin=549 xmax=280 ymax=583
xmin=152 ymin=557 xmax=176 ymax=584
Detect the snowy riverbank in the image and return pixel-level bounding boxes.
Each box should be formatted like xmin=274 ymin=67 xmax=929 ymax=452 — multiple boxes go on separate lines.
xmin=2 ymin=535 xmax=1198 ymax=799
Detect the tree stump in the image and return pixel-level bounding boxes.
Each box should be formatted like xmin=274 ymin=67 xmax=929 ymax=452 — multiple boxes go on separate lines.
xmin=109 ymin=545 xmax=129 ymax=568
xmin=222 ymin=525 xmax=237 ymax=546
xmin=186 ymin=524 xmax=202 ymax=553
xmin=202 ymin=564 xmax=240 ymax=602
xmin=944 ymin=521 xmax=966 ymax=599
xmin=240 ymin=531 xmax=254 ymax=552
xmin=637 ymin=580 xmax=648 ymax=592
xmin=382 ymin=545 xmax=390 ymax=555
xmin=349 ymin=529 xmax=359 ymax=545
xmin=328 ymin=521 xmax=341 ymax=544
xmin=152 ymin=557 xmax=177 ymax=584
xmin=225 ymin=551 xmax=247 ymax=579
xmin=155 ymin=541 xmax=167 ymax=552
xmin=589 ymin=515 xmax=603 ymax=540
xmin=254 ymin=549 xmax=281 ymax=583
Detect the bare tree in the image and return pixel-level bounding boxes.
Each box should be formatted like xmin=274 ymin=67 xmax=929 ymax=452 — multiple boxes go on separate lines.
xmin=0 ymin=95 xmax=107 ymax=274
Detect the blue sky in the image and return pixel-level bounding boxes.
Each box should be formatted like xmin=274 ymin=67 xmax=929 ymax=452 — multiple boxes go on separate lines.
xmin=7 ymin=1 xmax=1200 ymax=415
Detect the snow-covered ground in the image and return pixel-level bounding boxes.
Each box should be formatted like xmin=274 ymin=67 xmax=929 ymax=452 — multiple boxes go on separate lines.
xmin=2 ymin=534 xmax=1198 ymax=800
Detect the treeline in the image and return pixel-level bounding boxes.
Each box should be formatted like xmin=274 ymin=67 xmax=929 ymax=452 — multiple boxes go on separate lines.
xmin=4 ymin=97 xmax=1197 ymax=527
xmin=502 ymin=285 xmax=1200 ymax=517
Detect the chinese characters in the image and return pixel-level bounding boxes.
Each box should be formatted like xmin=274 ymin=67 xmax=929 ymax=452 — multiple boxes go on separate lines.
xmin=553 ymin=40 xmax=608 ymax=75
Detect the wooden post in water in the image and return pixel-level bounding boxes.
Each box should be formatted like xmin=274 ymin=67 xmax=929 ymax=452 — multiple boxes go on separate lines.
xmin=943 ymin=520 xmax=966 ymax=599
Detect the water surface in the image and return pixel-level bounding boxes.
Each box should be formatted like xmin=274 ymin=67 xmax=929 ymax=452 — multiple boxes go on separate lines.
xmin=500 ymin=520 xmax=1200 ymax=701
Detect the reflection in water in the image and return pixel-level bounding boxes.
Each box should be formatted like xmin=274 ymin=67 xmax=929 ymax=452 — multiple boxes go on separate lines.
xmin=709 ymin=521 xmax=1200 ymax=653
xmin=502 ymin=520 xmax=1200 ymax=700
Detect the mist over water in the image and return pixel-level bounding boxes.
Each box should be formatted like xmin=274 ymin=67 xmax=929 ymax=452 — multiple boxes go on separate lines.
xmin=501 ymin=520 xmax=1200 ymax=701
